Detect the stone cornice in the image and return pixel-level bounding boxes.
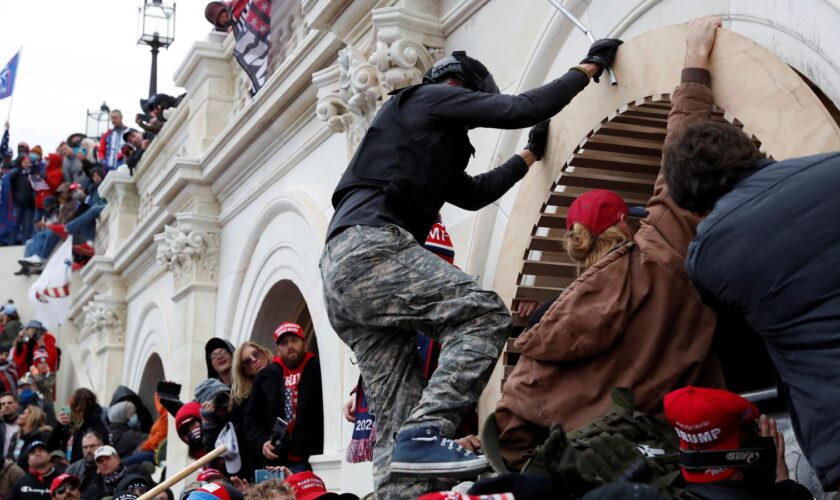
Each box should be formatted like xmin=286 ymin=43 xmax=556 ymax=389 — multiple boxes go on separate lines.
xmin=199 ymin=28 xmax=344 ymax=187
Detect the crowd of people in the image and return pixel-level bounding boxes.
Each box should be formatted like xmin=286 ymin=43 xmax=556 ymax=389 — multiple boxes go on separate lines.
xmin=1 ymin=11 xmax=839 ymax=500
xmin=0 ymin=93 xmax=184 ymax=275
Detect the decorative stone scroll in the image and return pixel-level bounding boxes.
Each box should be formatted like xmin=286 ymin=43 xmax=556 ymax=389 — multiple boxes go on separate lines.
xmin=81 ymin=298 xmax=127 ymax=345
xmin=154 ymin=223 xmax=221 ymax=291
xmin=313 ymin=5 xmax=444 ymax=149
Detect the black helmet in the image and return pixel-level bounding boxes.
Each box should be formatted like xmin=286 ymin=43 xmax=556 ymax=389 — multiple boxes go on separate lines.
xmin=423 ymin=51 xmax=499 ymax=94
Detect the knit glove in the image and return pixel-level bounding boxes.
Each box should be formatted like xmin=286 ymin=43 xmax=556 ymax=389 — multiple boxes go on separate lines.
xmin=580 ymin=39 xmax=623 ymax=82
xmin=526 ymin=120 xmax=551 ymax=160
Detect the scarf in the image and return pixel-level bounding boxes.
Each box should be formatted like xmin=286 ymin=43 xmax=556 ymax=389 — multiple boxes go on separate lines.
xmin=346 ymin=375 xmax=375 ymax=463
xmin=103 ymin=464 xmax=125 ymax=488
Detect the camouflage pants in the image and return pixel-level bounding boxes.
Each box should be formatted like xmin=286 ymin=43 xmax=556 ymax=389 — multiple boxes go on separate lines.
xmin=320 ymin=225 xmax=510 ymax=499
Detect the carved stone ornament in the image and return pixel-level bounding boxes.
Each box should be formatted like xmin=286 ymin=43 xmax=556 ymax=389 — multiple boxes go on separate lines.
xmin=81 ymin=300 xmax=126 ymax=345
xmin=314 ymin=6 xmax=442 ymax=150
xmin=154 ymin=224 xmax=220 ymax=290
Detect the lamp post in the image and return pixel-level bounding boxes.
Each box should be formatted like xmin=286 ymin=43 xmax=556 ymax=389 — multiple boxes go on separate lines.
xmin=137 ymin=0 xmax=176 ymax=97
xmin=85 ymin=102 xmax=111 ymax=140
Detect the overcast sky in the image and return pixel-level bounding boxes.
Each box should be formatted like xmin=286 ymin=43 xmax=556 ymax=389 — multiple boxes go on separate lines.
xmin=0 ymin=0 xmax=210 ymax=151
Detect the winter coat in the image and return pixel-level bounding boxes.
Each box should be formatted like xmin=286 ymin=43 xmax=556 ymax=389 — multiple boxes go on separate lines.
xmin=107 ymin=386 xmax=153 ymax=433
xmin=0 ymin=320 xmax=21 ymax=346
xmin=9 ymin=168 xmax=35 ymax=209
xmin=7 ymin=465 xmax=64 ymax=500
xmin=60 ymin=405 xmax=109 ymax=463
xmin=0 ymin=361 xmax=18 ymax=394
xmin=495 ymin=71 xmax=726 ymax=468
xmin=11 ymin=333 xmax=57 ymax=379
xmin=0 ymin=458 xmax=24 ymax=499
xmin=243 ymin=356 xmax=323 ymax=466
xmin=107 ymin=422 xmax=147 ymax=459
xmin=43 ymin=155 xmax=63 ymax=194
xmin=686 ymin=127 xmax=840 ymax=489
xmin=330 ymin=71 xmax=590 ymax=243
xmin=11 ymin=427 xmax=54 ymax=470
xmin=61 ymin=156 xmax=85 ymax=186
xmin=80 ymin=464 xmax=150 ymax=500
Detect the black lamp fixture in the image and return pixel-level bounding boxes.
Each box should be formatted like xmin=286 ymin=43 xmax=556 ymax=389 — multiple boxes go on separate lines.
xmin=137 ymin=0 xmax=176 ymax=97
xmin=85 ymin=102 xmax=111 ymax=140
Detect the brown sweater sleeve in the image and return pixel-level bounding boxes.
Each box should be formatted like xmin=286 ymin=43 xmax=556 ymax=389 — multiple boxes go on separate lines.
xmin=644 ymin=68 xmax=714 ymax=256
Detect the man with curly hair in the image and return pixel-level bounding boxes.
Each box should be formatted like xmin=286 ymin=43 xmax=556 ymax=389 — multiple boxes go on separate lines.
xmin=244 ymin=479 xmax=294 ymax=500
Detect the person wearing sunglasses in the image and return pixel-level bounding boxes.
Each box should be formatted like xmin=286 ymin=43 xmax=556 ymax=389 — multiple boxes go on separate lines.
xmin=50 ymin=473 xmax=81 ymax=500
xmin=231 ymin=342 xmax=272 ymax=407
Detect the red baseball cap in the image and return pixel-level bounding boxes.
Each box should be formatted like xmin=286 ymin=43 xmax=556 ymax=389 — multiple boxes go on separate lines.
xmin=284 ymin=471 xmax=358 ymax=500
xmin=664 ymin=386 xmax=760 ymax=484
xmin=50 ymin=473 xmax=80 ymax=495
xmin=274 ymin=322 xmax=304 ymax=344
xmin=566 ymin=189 xmax=628 ymax=236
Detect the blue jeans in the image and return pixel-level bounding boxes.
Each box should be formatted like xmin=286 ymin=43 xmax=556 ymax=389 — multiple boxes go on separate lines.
xmin=14 ymin=206 xmax=34 ymax=244
xmin=66 ymin=204 xmax=105 ymax=244
xmin=24 ymin=230 xmax=60 ymax=259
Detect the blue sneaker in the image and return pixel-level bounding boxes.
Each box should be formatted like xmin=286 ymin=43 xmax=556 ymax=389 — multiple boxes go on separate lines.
xmin=390 ymin=426 xmax=488 ymax=478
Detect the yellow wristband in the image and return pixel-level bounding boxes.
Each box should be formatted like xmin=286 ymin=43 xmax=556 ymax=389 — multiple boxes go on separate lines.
xmin=569 ymin=65 xmax=592 ymax=80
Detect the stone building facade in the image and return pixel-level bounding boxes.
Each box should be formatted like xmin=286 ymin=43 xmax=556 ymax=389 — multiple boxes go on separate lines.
xmin=28 ymin=0 xmax=840 ymax=495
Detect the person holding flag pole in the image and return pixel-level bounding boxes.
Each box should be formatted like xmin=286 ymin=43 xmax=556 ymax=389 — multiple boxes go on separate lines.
xmin=0 ymin=49 xmax=21 ymax=245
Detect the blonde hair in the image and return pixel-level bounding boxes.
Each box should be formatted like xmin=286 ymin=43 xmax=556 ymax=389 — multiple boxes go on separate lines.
xmin=245 ymin=479 xmax=295 ymax=499
xmin=564 ymin=223 xmax=631 ymax=272
xmin=80 ymin=138 xmax=98 ymax=163
xmin=231 ymin=341 xmax=273 ymax=405
xmin=22 ymin=404 xmax=49 ymax=434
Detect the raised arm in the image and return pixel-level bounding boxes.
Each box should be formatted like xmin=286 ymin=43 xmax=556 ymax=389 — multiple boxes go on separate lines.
xmin=646 ymin=17 xmax=721 ymax=254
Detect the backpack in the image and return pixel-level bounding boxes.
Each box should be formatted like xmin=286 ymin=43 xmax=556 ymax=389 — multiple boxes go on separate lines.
xmin=482 ymin=388 xmax=700 ymax=499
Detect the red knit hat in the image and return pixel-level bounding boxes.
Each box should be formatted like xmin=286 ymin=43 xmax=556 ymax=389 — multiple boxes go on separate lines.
xmin=424 ymin=216 xmax=455 ymax=264
xmin=664 ymin=386 xmax=760 ymax=484
xmin=175 ymin=401 xmax=201 ymax=432
xmin=566 ymin=189 xmax=628 ymax=236
xmin=274 ymin=322 xmax=304 ymax=344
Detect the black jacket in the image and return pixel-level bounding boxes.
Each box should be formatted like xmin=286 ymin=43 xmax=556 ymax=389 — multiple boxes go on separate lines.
xmin=330 ymin=71 xmax=589 ymax=243
xmin=686 ymin=152 xmax=840 ymax=489
xmin=201 ymin=400 xmax=254 ymax=478
xmin=12 ymin=428 xmax=56 ymax=470
xmin=107 ymin=422 xmax=147 ymax=458
xmin=243 ymin=357 xmax=323 ymax=466
xmin=107 ymin=386 xmax=153 ymax=433
xmin=9 ymin=168 xmax=35 ymax=209
xmin=80 ymin=464 xmax=151 ymax=500
xmin=59 ymin=405 xmax=109 ymax=463
xmin=8 ymin=465 xmax=64 ymax=500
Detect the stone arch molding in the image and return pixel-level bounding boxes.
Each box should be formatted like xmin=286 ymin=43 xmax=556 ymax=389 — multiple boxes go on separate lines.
xmin=225 ymin=192 xmax=329 ymax=351
xmin=493 ymin=23 xmax=840 ymax=307
xmin=124 ymin=300 xmax=174 ymax=389
xmin=606 ymin=0 xmax=840 ymax=107
xmin=224 ymin=192 xmax=345 ymax=453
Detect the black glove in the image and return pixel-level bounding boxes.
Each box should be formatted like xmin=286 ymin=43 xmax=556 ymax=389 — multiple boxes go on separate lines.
xmin=526 ymin=119 xmax=551 ymax=160
xmin=580 ymin=38 xmax=623 ymax=83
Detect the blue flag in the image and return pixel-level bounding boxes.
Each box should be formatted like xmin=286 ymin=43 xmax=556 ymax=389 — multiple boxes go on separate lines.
xmin=0 ymin=51 xmax=20 ymax=100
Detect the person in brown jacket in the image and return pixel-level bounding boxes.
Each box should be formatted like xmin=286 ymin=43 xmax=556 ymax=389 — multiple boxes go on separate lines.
xmin=494 ymin=16 xmax=727 ymax=469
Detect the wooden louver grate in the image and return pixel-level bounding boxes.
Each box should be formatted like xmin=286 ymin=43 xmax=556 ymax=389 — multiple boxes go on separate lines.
xmin=503 ymin=95 xmax=751 ymax=386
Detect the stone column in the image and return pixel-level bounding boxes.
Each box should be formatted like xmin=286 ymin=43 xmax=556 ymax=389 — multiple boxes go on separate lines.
xmin=154 ymin=212 xmax=222 ymax=476
xmin=96 ymin=167 xmax=139 ymax=256
xmin=174 ymin=31 xmax=236 ymax=158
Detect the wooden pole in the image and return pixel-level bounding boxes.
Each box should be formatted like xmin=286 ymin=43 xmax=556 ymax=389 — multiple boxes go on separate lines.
xmin=137 ymin=445 xmax=228 ymax=500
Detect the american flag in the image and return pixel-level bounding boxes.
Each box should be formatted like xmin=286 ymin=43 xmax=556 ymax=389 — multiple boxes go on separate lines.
xmin=232 ymin=0 xmax=272 ymax=95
